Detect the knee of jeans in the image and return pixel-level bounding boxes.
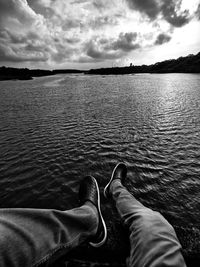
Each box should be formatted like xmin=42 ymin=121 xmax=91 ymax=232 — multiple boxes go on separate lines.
xmin=153 ymin=211 xmax=175 ymax=233
xmin=130 ymin=209 xmax=174 ymax=236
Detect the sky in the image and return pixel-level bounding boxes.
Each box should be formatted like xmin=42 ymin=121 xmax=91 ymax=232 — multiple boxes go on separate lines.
xmin=0 ymin=0 xmax=200 ymax=70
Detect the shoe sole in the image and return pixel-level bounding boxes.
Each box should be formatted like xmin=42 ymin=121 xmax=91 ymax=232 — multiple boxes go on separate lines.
xmin=104 ymin=162 xmax=126 ymax=198
xmin=89 ymin=178 xmax=107 ymax=248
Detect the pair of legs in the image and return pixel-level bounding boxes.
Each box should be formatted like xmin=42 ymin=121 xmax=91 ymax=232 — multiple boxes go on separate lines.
xmin=0 ymin=163 xmax=186 ymax=267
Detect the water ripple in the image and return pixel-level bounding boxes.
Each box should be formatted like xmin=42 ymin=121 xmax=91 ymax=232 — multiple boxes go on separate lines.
xmin=0 ymin=74 xmax=200 ymax=239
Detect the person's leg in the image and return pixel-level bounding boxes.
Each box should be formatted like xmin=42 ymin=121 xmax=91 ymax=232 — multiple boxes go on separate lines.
xmin=0 ymin=176 xmax=107 ymax=267
xmin=105 ymin=163 xmax=186 ymax=267
xmin=0 ymin=205 xmax=97 ymax=267
xmin=110 ymin=180 xmax=186 ymax=267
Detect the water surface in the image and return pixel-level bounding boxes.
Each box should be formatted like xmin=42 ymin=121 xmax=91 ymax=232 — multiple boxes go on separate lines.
xmin=0 ymin=73 xmax=200 ymax=238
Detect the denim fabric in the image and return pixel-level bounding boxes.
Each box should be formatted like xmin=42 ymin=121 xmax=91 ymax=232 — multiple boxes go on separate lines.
xmin=110 ymin=180 xmax=186 ymax=267
xmin=0 ymin=180 xmax=186 ymax=267
xmin=0 ymin=205 xmax=97 ymax=267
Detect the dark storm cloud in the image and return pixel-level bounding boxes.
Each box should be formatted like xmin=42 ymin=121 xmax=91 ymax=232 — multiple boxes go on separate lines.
xmin=85 ymin=32 xmax=140 ymax=61
xmin=126 ymin=0 xmax=191 ymax=27
xmin=0 ymin=28 xmax=35 ymax=44
xmin=0 ymin=26 xmax=49 ymax=63
xmin=26 ymin=0 xmax=53 ymax=17
xmin=86 ymin=40 xmax=123 ymax=60
xmin=32 ymin=7 xmax=53 ymax=19
xmin=126 ymin=0 xmax=159 ymax=19
xmin=0 ymin=0 xmax=22 ymax=19
xmin=111 ymin=32 xmax=140 ymax=51
xmin=0 ymin=43 xmax=47 ymax=62
xmin=0 ymin=0 xmax=37 ymax=25
xmin=154 ymin=33 xmax=171 ymax=45
xmin=161 ymin=0 xmax=190 ymax=27
xmin=25 ymin=43 xmax=49 ymax=53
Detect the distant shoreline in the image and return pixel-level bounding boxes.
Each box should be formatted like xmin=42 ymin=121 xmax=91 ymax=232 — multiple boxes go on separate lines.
xmin=0 ymin=69 xmax=84 ymax=81
xmin=0 ymin=51 xmax=199 ymax=81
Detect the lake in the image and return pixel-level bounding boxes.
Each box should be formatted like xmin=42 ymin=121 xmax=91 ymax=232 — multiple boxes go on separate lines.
xmin=0 ymin=73 xmax=200 ymax=256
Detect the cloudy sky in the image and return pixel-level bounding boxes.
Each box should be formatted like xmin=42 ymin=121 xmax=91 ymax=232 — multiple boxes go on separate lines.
xmin=0 ymin=0 xmax=200 ymax=69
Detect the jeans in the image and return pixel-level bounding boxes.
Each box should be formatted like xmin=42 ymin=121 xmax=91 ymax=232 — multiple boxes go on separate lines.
xmin=0 ymin=180 xmax=186 ymax=267
xmin=0 ymin=206 xmax=98 ymax=266
xmin=110 ymin=180 xmax=186 ymax=267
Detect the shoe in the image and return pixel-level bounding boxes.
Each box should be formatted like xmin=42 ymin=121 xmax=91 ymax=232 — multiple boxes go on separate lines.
xmin=79 ymin=176 xmax=107 ymax=247
xmin=104 ymin=163 xmax=127 ymax=198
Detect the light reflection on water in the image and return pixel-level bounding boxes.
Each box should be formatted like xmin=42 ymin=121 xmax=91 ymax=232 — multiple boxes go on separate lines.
xmin=0 ymin=74 xmax=200 ymax=234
